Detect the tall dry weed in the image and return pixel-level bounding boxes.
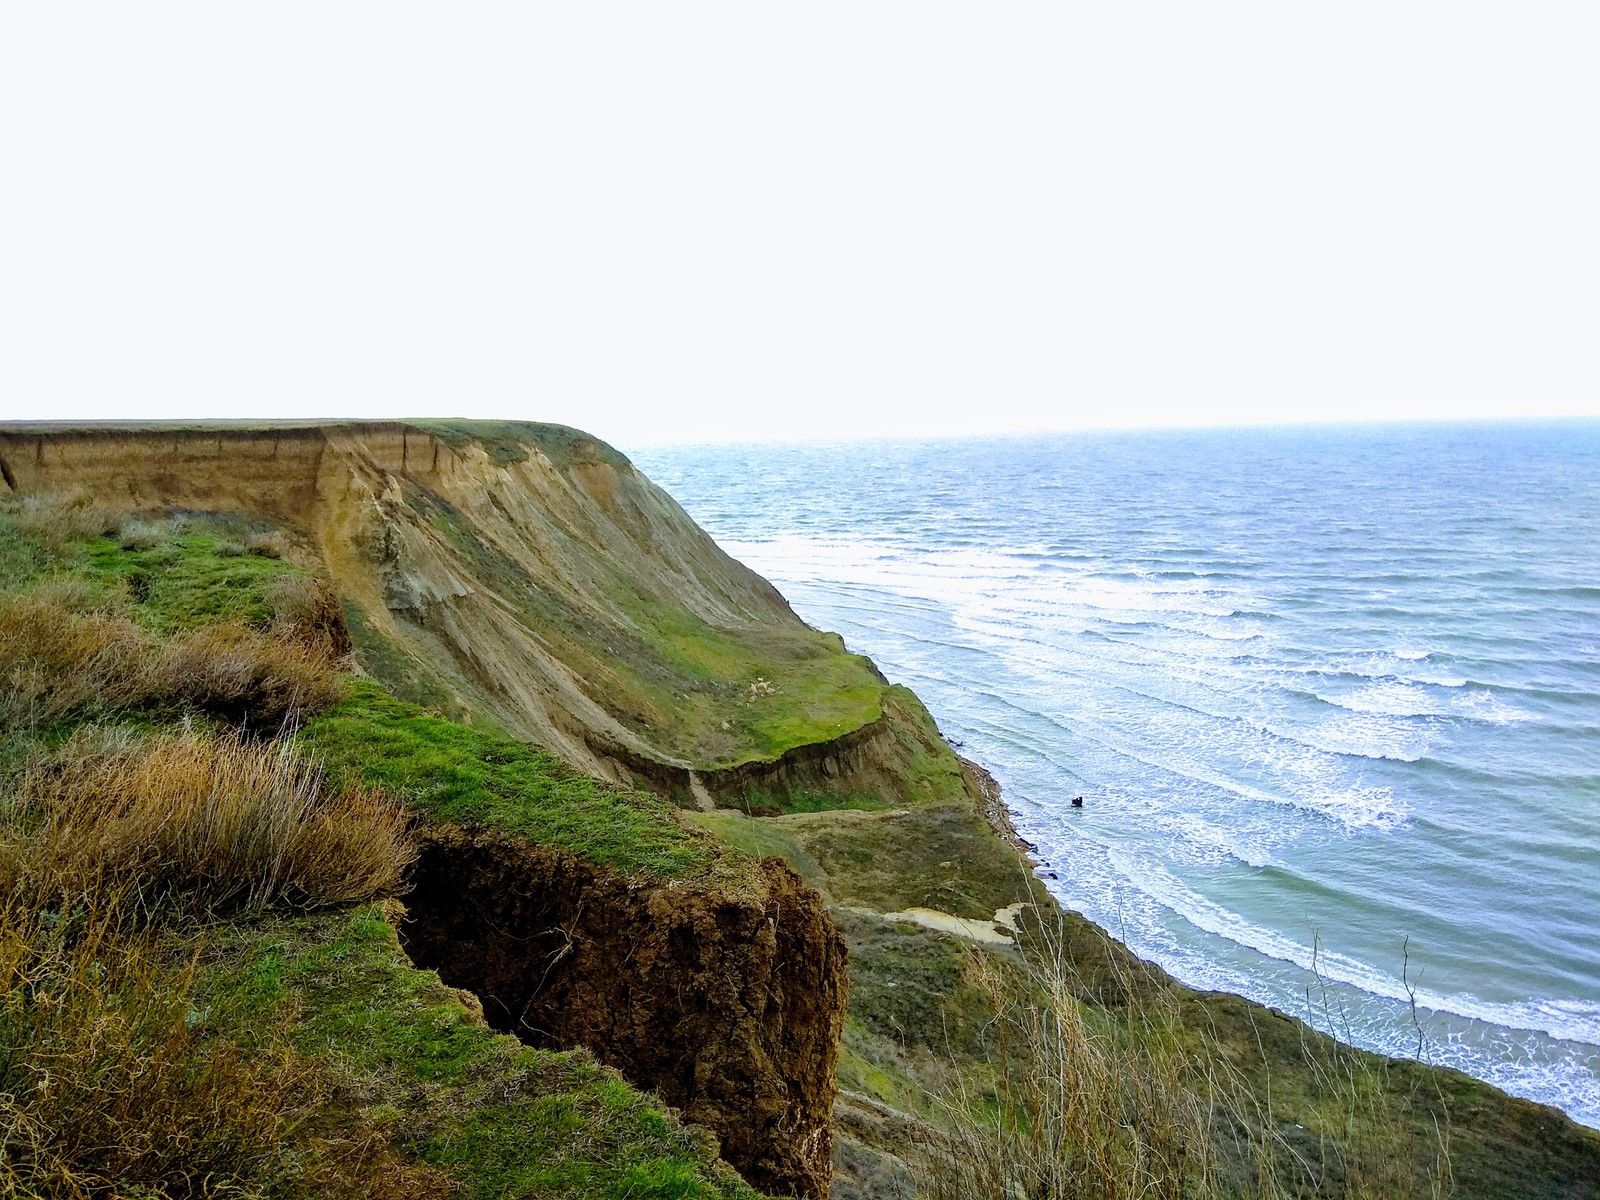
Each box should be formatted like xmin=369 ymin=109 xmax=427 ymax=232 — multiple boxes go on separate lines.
xmin=915 ymin=924 xmax=1221 ymax=1200
xmin=0 ymin=898 xmax=452 ymax=1198
xmin=912 ymin=915 xmax=1453 ymax=1200
xmin=2 ymin=495 xmax=120 ymax=551
xmin=5 ymin=731 xmax=414 ymax=915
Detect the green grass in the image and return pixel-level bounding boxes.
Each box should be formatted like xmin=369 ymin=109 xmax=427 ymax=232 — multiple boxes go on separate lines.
xmin=687 ymin=810 xmax=828 ymax=888
xmin=0 ymin=505 xmax=303 ymax=637
xmin=299 ymin=680 xmax=726 ymax=882
xmin=80 ymin=529 xmax=301 ymax=634
xmin=765 ymin=804 xmax=1037 ymax=922
xmin=342 ymin=599 xmax=476 ymax=720
xmin=754 ymin=791 xmax=891 ymax=815
xmin=199 ymin=904 xmax=763 ymax=1200
xmin=614 ymin=600 xmax=888 ymax=766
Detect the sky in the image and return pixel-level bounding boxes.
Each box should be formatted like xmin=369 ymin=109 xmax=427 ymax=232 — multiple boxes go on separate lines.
xmin=2 ymin=4 xmax=1597 ymax=449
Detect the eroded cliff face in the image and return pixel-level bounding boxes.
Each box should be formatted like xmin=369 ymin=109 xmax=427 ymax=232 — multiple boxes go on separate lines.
xmin=0 ymin=422 xmax=899 ymax=800
xmin=402 ymin=827 xmax=847 ymax=1198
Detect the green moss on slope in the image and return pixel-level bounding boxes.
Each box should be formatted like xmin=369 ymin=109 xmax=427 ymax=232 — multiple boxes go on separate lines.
xmin=299 ymin=680 xmax=733 ymax=884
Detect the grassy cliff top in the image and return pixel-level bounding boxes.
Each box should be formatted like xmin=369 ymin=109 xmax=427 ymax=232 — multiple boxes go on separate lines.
xmin=0 ymin=417 xmax=631 ymax=469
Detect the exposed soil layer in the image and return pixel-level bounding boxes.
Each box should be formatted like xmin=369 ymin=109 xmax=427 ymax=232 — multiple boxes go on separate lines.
xmin=400 ymin=827 xmax=848 ymax=1198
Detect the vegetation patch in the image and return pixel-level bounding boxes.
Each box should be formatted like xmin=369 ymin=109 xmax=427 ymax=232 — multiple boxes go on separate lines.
xmin=81 ymin=525 xmax=306 ymax=636
xmin=299 ymin=680 xmax=725 ymax=882
xmin=0 ymin=902 xmax=447 ymax=1199
xmin=342 ymin=599 xmax=473 ymax=719
xmin=4 ymin=729 xmax=412 ymax=916
xmin=772 ymin=803 xmax=1038 ymax=921
xmin=0 ymin=590 xmax=344 ymax=737
xmin=199 ymin=904 xmax=762 ymax=1200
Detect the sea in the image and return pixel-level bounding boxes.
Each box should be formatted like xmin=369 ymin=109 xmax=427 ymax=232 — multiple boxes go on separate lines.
xmin=632 ymin=419 xmax=1600 ymax=1128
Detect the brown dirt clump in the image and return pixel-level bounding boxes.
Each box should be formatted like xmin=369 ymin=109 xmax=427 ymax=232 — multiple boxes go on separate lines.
xmin=400 ymin=826 xmax=849 ymax=1198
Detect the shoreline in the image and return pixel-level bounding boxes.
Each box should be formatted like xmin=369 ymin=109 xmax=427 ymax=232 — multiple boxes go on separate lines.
xmin=956 ymin=744 xmax=1600 ymax=1148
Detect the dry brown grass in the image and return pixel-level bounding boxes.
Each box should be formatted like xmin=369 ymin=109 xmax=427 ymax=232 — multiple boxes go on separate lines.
xmin=155 ymin=620 xmax=346 ymax=729
xmin=0 ymin=592 xmax=147 ymax=731
xmin=267 ymin=573 xmax=354 ymax=658
xmin=4 ymin=731 xmax=414 ymax=917
xmin=246 ymin=529 xmax=293 ymax=559
xmin=0 ymin=898 xmax=452 ymax=1199
xmin=0 ymin=589 xmax=345 ymax=734
xmin=3 ymin=496 xmax=121 ymax=551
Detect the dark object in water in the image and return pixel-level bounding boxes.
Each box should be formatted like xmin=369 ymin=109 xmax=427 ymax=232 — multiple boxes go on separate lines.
xmin=1071 ymin=795 xmax=1084 ymax=808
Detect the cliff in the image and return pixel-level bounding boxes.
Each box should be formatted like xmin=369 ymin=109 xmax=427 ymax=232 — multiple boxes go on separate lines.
xmin=0 ymin=420 xmax=875 ymax=1198
xmin=0 ymin=420 xmax=948 ymax=811
xmin=403 ymin=828 xmax=846 ymax=1196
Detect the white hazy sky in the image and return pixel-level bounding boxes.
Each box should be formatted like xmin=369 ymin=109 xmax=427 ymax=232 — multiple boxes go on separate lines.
xmin=2 ymin=4 xmax=1597 ymax=447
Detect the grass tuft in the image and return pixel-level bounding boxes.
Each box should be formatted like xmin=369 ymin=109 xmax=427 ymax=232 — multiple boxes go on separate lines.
xmin=4 ymin=730 xmax=414 ymax=916
xmin=3 ymin=494 xmax=120 ymax=550
xmin=0 ymin=587 xmax=345 ymax=736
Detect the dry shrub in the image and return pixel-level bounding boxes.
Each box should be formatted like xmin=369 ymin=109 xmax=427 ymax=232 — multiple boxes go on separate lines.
xmin=3 ymin=495 xmax=120 ymax=550
xmin=8 ymin=731 xmax=414 ymax=915
xmin=155 ymin=621 xmax=346 ymax=729
xmin=0 ymin=592 xmax=147 ymax=730
xmin=0 ymin=900 xmax=451 ymax=1199
xmin=267 ymin=573 xmax=353 ymax=658
xmin=246 ymin=530 xmax=293 ymax=559
xmin=0 ymin=588 xmax=345 ymax=734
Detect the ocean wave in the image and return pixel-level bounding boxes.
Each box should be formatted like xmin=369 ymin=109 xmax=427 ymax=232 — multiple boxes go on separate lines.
xmin=1319 ymin=680 xmax=1448 ymax=718
xmin=1063 ymin=714 xmax=1409 ymax=830
xmin=1455 ymin=690 xmax=1539 ymax=724
xmin=1101 ymin=852 xmax=1600 ymax=1047
xmin=1291 ymin=713 xmax=1433 ymax=762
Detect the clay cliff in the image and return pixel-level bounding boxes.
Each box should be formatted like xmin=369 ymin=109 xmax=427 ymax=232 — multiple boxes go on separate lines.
xmin=0 ymin=421 xmax=948 ymax=812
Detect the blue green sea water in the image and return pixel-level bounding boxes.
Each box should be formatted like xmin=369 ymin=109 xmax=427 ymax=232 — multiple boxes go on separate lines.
xmin=634 ymin=419 xmax=1600 ymax=1126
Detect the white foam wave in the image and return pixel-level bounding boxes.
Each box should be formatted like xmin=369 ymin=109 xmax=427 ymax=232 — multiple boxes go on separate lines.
xmin=1064 ymin=713 xmax=1409 ymax=830
xmin=1321 ymin=680 xmax=1449 ymax=718
xmin=721 ymin=535 xmax=1268 ymax=629
xmin=1456 ymin=690 xmax=1538 ymax=724
xmin=1294 ymin=712 xmax=1432 ymax=762
xmin=1105 ymin=852 xmax=1600 ymax=1047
